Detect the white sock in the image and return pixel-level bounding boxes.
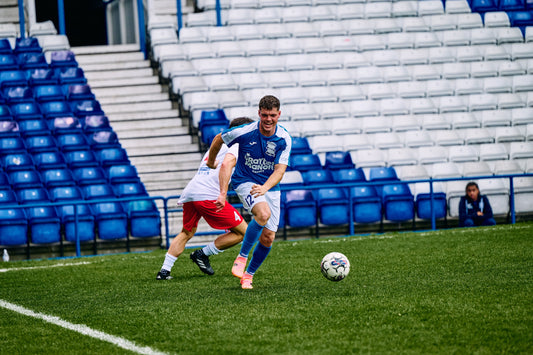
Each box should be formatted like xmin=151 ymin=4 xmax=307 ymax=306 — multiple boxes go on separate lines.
xmin=161 ymin=253 xmax=177 ymax=271
xmin=202 ymin=242 xmax=223 ymax=257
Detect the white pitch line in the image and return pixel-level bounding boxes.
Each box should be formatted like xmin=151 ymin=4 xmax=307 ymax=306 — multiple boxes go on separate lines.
xmin=0 ymin=300 xmax=168 ymax=355
xmin=0 ymin=261 xmax=93 ymax=273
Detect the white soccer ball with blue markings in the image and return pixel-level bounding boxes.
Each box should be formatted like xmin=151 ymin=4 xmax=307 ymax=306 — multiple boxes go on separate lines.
xmin=321 ymin=252 xmax=350 ymax=282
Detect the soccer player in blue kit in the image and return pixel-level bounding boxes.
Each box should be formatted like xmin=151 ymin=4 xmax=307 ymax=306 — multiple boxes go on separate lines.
xmin=207 ymin=95 xmax=292 ymax=289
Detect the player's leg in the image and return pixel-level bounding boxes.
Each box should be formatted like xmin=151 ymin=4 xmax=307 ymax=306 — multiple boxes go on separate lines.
xmin=156 ymin=202 xmax=200 ymax=280
xmin=240 ymin=190 xmax=280 ymax=289
xmin=190 ymin=201 xmax=246 ymax=275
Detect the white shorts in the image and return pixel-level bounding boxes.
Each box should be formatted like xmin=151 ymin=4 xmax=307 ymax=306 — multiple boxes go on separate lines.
xmin=234 ymin=182 xmax=281 ymax=233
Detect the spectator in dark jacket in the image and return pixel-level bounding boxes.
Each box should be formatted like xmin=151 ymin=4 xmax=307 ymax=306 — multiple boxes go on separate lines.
xmin=458 ymin=182 xmax=496 ymax=227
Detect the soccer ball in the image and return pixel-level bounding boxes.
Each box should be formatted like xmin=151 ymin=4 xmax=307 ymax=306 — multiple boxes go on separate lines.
xmin=320 ymin=252 xmax=350 ymax=282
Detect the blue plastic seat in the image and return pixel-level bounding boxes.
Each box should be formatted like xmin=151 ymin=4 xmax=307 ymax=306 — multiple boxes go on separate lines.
xmin=0 ymin=209 xmax=28 ymax=246
xmin=72 ymin=166 xmax=108 ymax=186
xmin=24 ymin=134 xmax=58 ymax=153
xmin=0 ymin=172 xmax=10 ymax=187
xmin=69 ymin=99 xmax=104 ymax=117
xmin=32 ymin=151 xmax=68 ymax=170
xmin=11 ymin=102 xmax=43 ymax=120
xmin=66 ymin=84 xmax=94 ymax=100
xmin=107 ymin=165 xmax=140 ymax=184
xmin=499 ymin=0 xmax=525 ymax=10
xmin=56 ymin=132 xmax=90 ymax=152
xmin=471 ymin=0 xmax=499 ymax=12
xmin=40 ymin=168 xmax=76 ymax=187
xmin=349 ymin=186 xmax=382 ymax=224
xmin=324 ymin=151 xmax=355 ymax=170
xmin=48 ymin=116 xmax=82 ymax=134
xmin=28 ymin=68 xmax=57 ymax=86
xmin=40 ymin=100 xmax=74 ymax=118
xmin=2 ymin=153 xmax=35 ymax=171
xmin=331 ymin=167 xmax=366 ymax=184
xmin=87 ymin=130 xmax=119 ymax=149
xmin=317 ymin=187 xmax=350 ymax=226
xmin=416 ymin=192 xmax=447 ymax=221
xmin=82 ymin=183 xmax=116 ymax=200
xmin=14 ymin=37 xmax=41 ymax=54
xmin=291 ymin=136 xmax=313 ymax=155
xmin=56 ymin=67 xmax=86 ymax=85
xmin=65 ymin=149 xmax=99 ymax=168
xmin=302 ymin=169 xmax=334 ymax=186
xmin=0 ymin=70 xmax=29 ymax=88
xmin=18 ymin=119 xmax=49 ymax=137
xmin=92 ymin=202 xmax=128 ymax=240
xmin=126 ymin=199 xmax=161 ymax=238
xmin=508 ymin=10 xmax=533 ymax=26
xmin=50 ymin=50 xmax=78 ymax=68
xmin=34 ymin=84 xmax=66 ymax=102
xmin=0 ymin=136 xmax=26 ymax=154
xmin=82 ymin=115 xmax=110 ymax=132
xmin=9 ymin=170 xmax=43 ymax=189
xmin=369 ymin=167 xmax=399 ymax=196
xmin=3 ymin=86 xmax=33 ymax=104
xmin=96 ymin=147 xmax=130 ymax=167
xmin=0 ymin=54 xmax=19 ymax=71
xmin=0 ymin=189 xmax=17 ymax=204
xmin=0 ymin=39 xmax=12 ymax=54
xmin=200 ymin=123 xmax=228 ymax=146
xmin=17 ymin=52 xmax=48 ymax=70
xmin=0 ymin=104 xmax=12 ymax=119
xmin=16 ymin=186 xmax=60 ymax=244
xmin=199 ymin=109 xmax=228 ymax=128
xmin=26 ymin=206 xmax=61 ymax=244
xmin=289 ymin=153 xmax=322 ymax=172
xmin=381 ymin=183 xmax=414 ymax=222
xmin=113 ymin=182 xmax=147 ymax=198
xmin=284 ymin=189 xmax=317 ymax=228
xmin=48 ymin=185 xmax=95 ymax=242
xmin=527 ymin=0 xmax=533 ymax=9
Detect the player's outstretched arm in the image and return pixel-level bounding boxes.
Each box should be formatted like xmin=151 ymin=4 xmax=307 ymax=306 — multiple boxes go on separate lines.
xmin=207 ymin=133 xmax=224 ymax=169
xmin=250 ymin=164 xmax=288 ymax=197
xmin=215 ymin=152 xmax=237 ymax=212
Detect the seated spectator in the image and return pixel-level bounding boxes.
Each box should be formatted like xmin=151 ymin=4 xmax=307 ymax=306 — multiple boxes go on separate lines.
xmin=458 ymin=182 xmax=496 ymax=227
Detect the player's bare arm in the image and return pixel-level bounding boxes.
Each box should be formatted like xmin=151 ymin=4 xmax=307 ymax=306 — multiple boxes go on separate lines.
xmin=207 ymin=133 xmax=224 ymax=169
xmin=215 ymin=153 xmax=236 ymax=212
xmin=250 ymin=164 xmax=287 ymax=198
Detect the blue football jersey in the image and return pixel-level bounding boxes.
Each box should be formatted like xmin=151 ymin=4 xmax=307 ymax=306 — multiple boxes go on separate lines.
xmin=221 ymin=121 xmax=292 ymax=191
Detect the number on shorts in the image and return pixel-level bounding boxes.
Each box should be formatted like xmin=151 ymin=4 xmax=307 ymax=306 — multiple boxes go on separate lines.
xmin=245 ymin=194 xmax=254 ymax=207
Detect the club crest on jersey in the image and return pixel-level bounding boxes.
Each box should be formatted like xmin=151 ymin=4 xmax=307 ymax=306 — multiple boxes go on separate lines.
xmin=265 ymin=141 xmax=276 ymax=157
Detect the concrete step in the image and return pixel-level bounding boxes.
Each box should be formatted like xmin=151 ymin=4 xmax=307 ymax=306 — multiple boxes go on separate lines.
xmin=107 ymin=109 xmax=180 ymax=121
xmin=143 ymin=180 xmax=191 ymax=193
xmin=75 ymin=51 xmax=146 ymax=65
xmin=140 ymin=170 xmax=196 ymax=183
xmin=121 ymin=135 xmax=192 ymax=148
xmin=72 ymin=44 xmax=140 ymax=55
xmin=111 ymin=118 xmax=184 ymax=131
xmin=85 ymin=67 xmax=155 ymax=81
xmin=103 ymin=100 xmax=173 ymax=114
xmin=87 ymin=76 xmax=159 ymax=88
xmin=125 ymin=143 xmax=198 ymax=156
xmin=98 ymin=92 xmax=170 ymax=105
xmin=117 ymin=126 xmax=188 ymax=139
xmin=130 ymin=152 xmax=202 ymax=170
xmin=93 ymin=85 xmax=164 ymax=98
xmin=81 ymin=60 xmax=151 ymax=72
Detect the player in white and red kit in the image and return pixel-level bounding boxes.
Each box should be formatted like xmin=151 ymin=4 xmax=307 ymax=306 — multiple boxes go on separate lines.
xmin=156 ymin=117 xmax=254 ymax=280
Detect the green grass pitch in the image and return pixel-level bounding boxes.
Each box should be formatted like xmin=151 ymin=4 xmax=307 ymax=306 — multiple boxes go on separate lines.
xmin=1 ymin=223 xmax=532 ymax=354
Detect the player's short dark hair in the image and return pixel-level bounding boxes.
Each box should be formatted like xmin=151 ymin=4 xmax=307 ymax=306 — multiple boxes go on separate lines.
xmin=465 ymin=181 xmax=479 ymax=193
xmin=229 ymin=116 xmax=254 ymax=128
xmin=259 ymin=95 xmax=280 ymax=111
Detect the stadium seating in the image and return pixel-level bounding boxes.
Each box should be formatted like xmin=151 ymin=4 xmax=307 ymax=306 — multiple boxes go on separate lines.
xmin=381 ymin=183 xmax=415 ymax=222
xmin=284 ymin=189 xmax=317 ymax=228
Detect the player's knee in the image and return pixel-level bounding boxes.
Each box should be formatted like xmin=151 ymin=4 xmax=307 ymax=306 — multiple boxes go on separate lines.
xmin=254 ymin=209 xmax=271 ymax=226
xmin=462 ymin=218 xmax=475 ymax=227
xmin=259 ymin=230 xmax=275 ymax=247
